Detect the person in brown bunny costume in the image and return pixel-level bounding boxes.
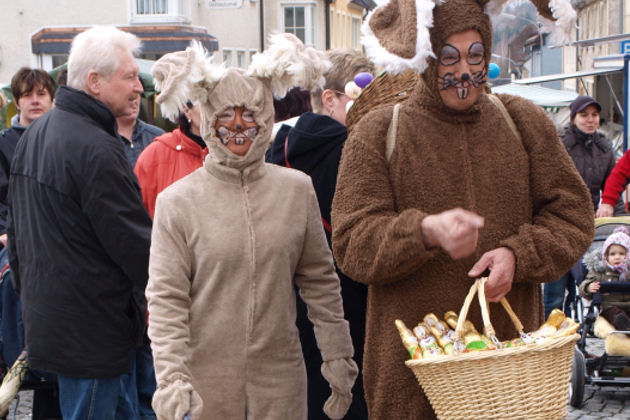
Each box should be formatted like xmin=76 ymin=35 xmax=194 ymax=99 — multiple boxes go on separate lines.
xmin=146 ymin=34 xmax=358 ymax=420
xmin=331 ymin=0 xmax=593 ymax=418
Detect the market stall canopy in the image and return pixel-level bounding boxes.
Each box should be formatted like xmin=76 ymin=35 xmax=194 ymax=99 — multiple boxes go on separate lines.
xmin=31 ymin=25 xmax=218 ymax=55
xmin=491 ymin=83 xmax=578 ymax=110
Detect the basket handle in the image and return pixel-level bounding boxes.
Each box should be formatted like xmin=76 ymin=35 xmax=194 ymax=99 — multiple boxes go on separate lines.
xmin=454 ymin=278 xmax=525 ymax=349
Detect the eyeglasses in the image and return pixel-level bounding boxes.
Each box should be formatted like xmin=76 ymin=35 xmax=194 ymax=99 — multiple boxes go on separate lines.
xmin=438 ymin=42 xmax=485 ymax=66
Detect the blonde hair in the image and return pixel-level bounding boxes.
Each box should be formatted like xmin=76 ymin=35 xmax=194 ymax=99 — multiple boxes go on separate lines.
xmin=310 ymin=49 xmax=375 ymax=114
xmin=67 ymin=26 xmax=141 ymax=91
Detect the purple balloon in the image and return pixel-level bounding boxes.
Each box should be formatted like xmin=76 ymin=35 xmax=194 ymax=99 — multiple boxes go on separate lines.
xmin=354 ymin=72 xmax=374 ymax=89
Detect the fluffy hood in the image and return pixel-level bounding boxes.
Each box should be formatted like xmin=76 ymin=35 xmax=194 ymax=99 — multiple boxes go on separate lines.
xmin=151 ymin=33 xmax=330 ymax=171
xmin=361 ymin=0 xmax=576 ymax=76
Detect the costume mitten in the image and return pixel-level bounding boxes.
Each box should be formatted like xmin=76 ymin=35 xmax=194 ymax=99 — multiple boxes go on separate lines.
xmin=152 ymin=378 xmax=203 ymax=420
xmin=321 ymin=357 xmax=358 ymax=419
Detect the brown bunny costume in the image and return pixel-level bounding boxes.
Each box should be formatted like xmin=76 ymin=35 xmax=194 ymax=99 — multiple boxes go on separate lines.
xmin=147 ymin=35 xmax=357 ymax=420
xmin=332 ymin=0 xmax=591 ymax=419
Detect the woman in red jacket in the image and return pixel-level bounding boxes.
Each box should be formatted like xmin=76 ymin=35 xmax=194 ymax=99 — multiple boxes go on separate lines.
xmin=134 ymin=101 xmax=208 ymax=218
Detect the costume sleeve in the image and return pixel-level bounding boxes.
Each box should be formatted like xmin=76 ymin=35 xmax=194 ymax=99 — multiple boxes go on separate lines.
xmin=331 ymin=106 xmax=437 ymax=286
xmin=498 ymin=95 xmax=594 ymax=285
xmin=146 ymin=192 xmax=194 ymax=385
xmin=602 ymin=150 xmax=630 ymax=206
xmin=294 ymin=183 xmax=353 ymax=361
xmin=80 ymin=141 xmax=152 ymax=290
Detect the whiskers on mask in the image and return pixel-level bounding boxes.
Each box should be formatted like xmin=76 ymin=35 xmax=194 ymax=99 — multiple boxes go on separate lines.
xmin=216 ymin=126 xmax=259 ymax=145
xmin=437 ymin=68 xmax=487 ymax=99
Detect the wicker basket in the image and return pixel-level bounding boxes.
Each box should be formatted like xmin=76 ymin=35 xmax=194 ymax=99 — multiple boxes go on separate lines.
xmin=405 ymin=278 xmax=578 ymax=420
xmin=345 ymin=70 xmax=419 ymax=133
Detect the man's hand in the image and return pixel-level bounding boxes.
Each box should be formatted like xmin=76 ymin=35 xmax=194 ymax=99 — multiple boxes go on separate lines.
xmin=421 ymin=208 xmax=484 ymax=259
xmin=468 ymin=247 xmax=515 ymax=302
xmin=0 ymin=234 xmax=6 ymax=247
xmin=596 ymin=203 xmax=614 ymax=218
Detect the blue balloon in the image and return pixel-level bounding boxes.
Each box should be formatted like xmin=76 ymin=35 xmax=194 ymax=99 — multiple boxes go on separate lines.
xmin=354 ymin=72 xmax=374 ymax=89
xmin=488 ymin=63 xmax=500 ymax=80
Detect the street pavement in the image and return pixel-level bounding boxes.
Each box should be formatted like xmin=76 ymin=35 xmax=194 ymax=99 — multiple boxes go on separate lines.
xmin=5 ymin=339 xmax=630 ymax=419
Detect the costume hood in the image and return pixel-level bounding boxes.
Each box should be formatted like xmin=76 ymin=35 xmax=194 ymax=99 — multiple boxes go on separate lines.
xmin=362 ymin=0 xmax=576 ymax=75
xmin=151 ymin=34 xmax=331 ymax=170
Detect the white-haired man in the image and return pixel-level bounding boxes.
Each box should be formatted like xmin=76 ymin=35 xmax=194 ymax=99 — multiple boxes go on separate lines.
xmin=7 ymin=26 xmax=152 ymax=420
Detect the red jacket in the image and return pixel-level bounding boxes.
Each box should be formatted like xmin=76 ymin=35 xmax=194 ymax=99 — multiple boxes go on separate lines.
xmin=134 ymin=128 xmax=207 ymax=218
xmin=602 ymin=150 xmax=630 ymax=207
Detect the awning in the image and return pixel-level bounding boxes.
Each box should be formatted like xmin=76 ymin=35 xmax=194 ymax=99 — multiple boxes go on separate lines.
xmin=490 ymin=83 xmax=578 ymax=108
xmin=31 ymin=25 xmax=218 ymax=55
xmin=512 ymin=67 xmax=623 ymax=85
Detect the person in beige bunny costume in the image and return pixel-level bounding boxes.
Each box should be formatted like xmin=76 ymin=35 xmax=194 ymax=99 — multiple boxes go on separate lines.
xmin=146 ymin=34 xmax=357 ymax=420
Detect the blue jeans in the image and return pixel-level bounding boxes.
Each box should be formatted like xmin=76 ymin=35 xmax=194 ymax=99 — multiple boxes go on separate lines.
xmin=543 ymin=261 xmax=586 ymax=318
xmin=57 ymin=374 xmax=138 ymax=420
xmin=122 ymin=341 xmax=157 ymax=420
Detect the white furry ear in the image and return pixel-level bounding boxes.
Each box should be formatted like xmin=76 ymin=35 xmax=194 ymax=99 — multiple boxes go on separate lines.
xmin=361 ymin=0 xmax=436 ymax=75
xmin=540 ymin=0 xmax=577 ymax=45
xmin=247 ymin=33 xmax=331 ymax=98
xmin=151 ymin=41 xmax=227 ymax=121
xmin=484 ymin=0 xmax=510 ymax=17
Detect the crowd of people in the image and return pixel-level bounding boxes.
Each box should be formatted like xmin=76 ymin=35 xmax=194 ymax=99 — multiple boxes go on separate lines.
xmin=0 ymin=0 xmax=627 ymax=418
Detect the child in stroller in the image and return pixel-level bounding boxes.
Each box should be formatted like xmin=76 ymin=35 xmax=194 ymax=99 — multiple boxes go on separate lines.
xmin=570 ymin=221 xmax=630 ymax=408
xmin=579 ymin=226 xmax=630 ymax=331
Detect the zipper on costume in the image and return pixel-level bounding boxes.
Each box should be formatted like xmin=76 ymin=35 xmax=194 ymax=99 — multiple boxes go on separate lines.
xmin=242 ymin=171 xmax=257 ymax=345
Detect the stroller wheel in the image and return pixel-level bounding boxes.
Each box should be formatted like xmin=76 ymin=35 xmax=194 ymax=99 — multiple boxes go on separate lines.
xmin=569 ymin=346 xmax=586 ymax=407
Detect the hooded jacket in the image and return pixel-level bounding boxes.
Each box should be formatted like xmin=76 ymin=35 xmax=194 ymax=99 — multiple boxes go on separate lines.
xmin=7 ymin=86 xmax=152 ymax=378
xmin=562 ymin=125 xmax=621 ymax=213
xmin=266 ymin=112 xmax=368 ymax=419
xmin=146 ymin=68 xmax=354 ymax=419
xmin=580 ymin=249 xmax=630 ymax=311
xmin=331 ymin=80 xmax=594 ymax=419
xmin=134 ymin=128 xmax=208 ymax=218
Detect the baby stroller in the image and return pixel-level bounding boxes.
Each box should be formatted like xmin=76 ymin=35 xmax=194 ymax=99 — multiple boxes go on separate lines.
xmin=569 ymin=216 xmax=630 ymax=407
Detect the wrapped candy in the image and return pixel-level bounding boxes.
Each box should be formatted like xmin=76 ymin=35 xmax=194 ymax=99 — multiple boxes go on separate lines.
xmin=412 ymin=323 xmax=444 ymax=357
xmin=394 ymin=320 xmax=422 ymax=359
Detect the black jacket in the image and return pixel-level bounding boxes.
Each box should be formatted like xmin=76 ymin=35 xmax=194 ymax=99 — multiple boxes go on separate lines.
xmin=562 ymin=125 xmax=626 ymax=215
xmin=266 ymin=112 xmax=368 ymax=419
xmin=0 ymin=124 xmax=25 ymax=234
xmin=7 ymin=86 xmax=152 ymax=378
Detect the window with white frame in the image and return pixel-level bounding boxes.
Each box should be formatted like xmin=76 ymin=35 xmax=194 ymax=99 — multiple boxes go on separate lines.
xmin=130 ymin=0 xmax=189 ymax=24
xmin=352 ymin=17 xmax=361 ymax=49
xmin=223 ymin=49 xmax=233 ymax=67
xmin=282 ymin=2 xmax=315 ymax=46
xmin=136 ymin=0 xmax=167 ymax=14
xmin=237 ymin=50 xmax=246 ymax=68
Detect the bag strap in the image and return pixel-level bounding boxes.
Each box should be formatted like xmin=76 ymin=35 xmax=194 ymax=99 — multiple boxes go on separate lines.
xmin=487 ymin=94 xmax=522 ymax=143
xmin=385 ymin=103 xmax=401 ymax=163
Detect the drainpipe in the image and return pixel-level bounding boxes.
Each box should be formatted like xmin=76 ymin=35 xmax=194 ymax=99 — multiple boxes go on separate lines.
xmin=325 ymin=0 xmax=331 ymax=50
xmin=259 ymin=0 xmax=265 ymax=52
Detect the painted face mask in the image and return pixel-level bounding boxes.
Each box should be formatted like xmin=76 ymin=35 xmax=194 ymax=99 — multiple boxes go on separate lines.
xmin=215 ymin=106 xmax=259 ymax=149
xmin=437 ymin=41 xmax=487 ymax=100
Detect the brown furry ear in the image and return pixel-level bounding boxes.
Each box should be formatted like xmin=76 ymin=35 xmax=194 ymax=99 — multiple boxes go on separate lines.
xmin=368 ymin=0 xmax=418 ymax=59
xmin=530 ymin=0 xmax=554 ymax=20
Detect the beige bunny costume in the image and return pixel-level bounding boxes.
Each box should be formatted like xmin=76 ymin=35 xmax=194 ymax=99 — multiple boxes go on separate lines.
xmin=146 ymin=34 xmax=356 ymax=420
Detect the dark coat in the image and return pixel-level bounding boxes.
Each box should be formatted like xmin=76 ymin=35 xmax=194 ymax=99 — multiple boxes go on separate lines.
xmin=7 ymin=86 xmax=152 ymax=378
xmin=562 ymin=125 xmax=624 ymax=214
xmin=0 ymin=124 xmax=25 ymax=234
xmin=266 ymin=112 xmax=368 ymax=419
